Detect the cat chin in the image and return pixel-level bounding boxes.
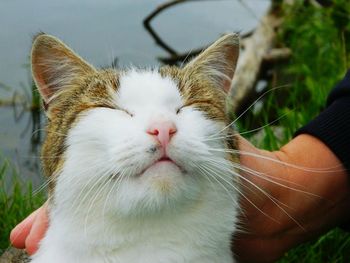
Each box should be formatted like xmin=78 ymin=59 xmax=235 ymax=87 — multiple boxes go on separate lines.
xmin=111 ymin=166 xmax=201 ymax=217
xmin=141 ymin=161 xmax=185 ymax=197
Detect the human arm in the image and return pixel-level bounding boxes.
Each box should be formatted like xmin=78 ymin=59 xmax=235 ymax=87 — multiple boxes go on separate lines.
xmin=233 ymin=134 xmax=350 ymax=262
xmin=234 ymin=69 xmax=350 ymax=262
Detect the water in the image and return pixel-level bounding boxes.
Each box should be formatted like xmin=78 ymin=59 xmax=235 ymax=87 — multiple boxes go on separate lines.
xmin=0 ymin=0 xmax=270 ymax=187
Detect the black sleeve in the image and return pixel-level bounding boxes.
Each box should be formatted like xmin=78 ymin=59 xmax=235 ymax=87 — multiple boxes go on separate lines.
xmin=295 ymin=70 xmax=350 ymax=174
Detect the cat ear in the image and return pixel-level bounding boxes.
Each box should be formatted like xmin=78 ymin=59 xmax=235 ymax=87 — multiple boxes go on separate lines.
xmin=31 ymin=33 xmax=96 ymax=105
xmin=184 ymin=33 xmax=239 ymax=93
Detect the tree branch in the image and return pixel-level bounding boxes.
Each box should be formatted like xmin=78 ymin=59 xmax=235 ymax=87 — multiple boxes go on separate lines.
xmin=143 ymin=0 xmax=230 ymax=61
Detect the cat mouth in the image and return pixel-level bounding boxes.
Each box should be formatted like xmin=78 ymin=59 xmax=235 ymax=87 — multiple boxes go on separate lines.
xmin=157 ymin=156 xmax=173 ymax=163
xmin=154 ymin=155 xmax=183 ymax=169
xmin=139 ymin=156 xmax=184 ymax=176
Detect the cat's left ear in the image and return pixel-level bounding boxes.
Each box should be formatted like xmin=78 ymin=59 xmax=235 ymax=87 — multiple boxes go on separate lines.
xmin=31 ymin=33 xmax=96 ymax=106
xmin=184 ymin=33 xmax=239 ymax=93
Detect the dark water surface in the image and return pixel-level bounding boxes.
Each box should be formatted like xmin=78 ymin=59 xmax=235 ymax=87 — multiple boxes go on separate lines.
xmin=0 ymin=0 xmax=270 ymax=187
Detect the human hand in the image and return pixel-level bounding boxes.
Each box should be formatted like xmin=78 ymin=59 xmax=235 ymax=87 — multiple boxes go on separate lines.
xmin=10 ymin=202 xmax=49 ymax=255
xmin=233 ymin=134 xmax=350 ymax=262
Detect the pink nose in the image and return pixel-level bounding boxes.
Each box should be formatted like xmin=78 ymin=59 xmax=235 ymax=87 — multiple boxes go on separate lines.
xmin=147 ymin=121 xmax=177 ymax=147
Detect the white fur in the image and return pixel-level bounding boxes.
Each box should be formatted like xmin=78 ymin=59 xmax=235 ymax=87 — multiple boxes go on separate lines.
xmin=31 ymin=71 xmax=238 ymax=263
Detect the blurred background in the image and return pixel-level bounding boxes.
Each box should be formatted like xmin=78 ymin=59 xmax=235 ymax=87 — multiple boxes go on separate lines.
xmin=1 ymin=0 xmax=350 ymax=261
xmin=0 ymin=0 xmax=269 ymax=188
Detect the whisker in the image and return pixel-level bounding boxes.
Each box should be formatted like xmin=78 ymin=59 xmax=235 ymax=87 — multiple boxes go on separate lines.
xmin=202 ymin=110 xmax=292 ymax=142
xmin=200 ymin=161 xmax=278 ymax=223
xmin=206 ymin=158 xmax=305 ymax=230
xmin=233 ymin=163 xmax=322 ymax=199
xmin=209 ymin=84 xmax=292 ymax=138
xmin=84 ymin=177 xmax=113 ymax=237
xmin=75 ymin=171 xmax=111 ymax=216
xmin=209 ymin=148 xmax=345 ymax=173
xmin=196 ymin=162 xmax=239 ymax=207
xmin=70 ymin=172 xmax=106 ymax=212
xmin=102 ymin=169 xmax=127 ymax=240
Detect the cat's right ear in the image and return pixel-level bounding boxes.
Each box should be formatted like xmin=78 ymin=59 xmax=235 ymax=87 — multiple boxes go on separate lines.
xmin=31 ymin=33 xmax=96 ymax=108
xmin=183 ymin=34 xmax=239 ymax=94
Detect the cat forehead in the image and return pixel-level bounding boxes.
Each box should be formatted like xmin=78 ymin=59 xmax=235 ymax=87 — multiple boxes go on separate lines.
xmin=116 ymin=70 xmax=182 ymax=109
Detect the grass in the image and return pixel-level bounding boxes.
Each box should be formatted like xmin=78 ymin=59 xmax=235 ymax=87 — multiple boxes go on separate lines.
xmin=240 ymin=0 xmax=350 ymax=149
xmin=279 ymin=228 xmax=350 ymax=262
xmin=238 ymin=0 xmax=350 ymax=262
xmin=0 ymin=157 xmax=45 ymax=254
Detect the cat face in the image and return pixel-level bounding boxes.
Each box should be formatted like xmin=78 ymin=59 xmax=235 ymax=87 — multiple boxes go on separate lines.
xmin=31 ymin=34 xmax=239 ymax=216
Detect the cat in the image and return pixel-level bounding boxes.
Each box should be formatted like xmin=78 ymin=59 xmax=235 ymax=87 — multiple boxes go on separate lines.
xmin=29 ymin=32 xmax=240 ymax=263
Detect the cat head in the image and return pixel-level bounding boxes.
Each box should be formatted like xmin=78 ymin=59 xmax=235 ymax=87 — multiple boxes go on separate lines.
xmin=31 ymin=33 xmax=239 ymax=216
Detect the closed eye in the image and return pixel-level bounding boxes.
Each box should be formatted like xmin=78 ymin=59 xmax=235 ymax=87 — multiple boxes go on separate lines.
xmin=113 ymin=106 xmax=133 ymax=117
xmin=120 ymin=108 xmax=134 ymax=117
xmin=176 ymin=105 xmax=186 ymax=114
xmin=96 ymin=104 xmax=134 ymax=117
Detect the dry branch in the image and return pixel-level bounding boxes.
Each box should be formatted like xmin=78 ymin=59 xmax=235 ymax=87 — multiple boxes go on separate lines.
xmin=143 ymin=0 xmax=189 ymax=55
xmin=263 ymin=48 xmax=292 ymax=62
xmin=143 ymin=0 xmax=231 ymax=64
xmin=228 ymin=0 xmax=295 ymax=113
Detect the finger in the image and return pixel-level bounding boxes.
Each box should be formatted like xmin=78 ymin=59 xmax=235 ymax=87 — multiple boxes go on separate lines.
xmin=10 ymin=208 xmax=40 ymax=248
xmin=25 ymin=204 xmax=49 ymax=255
xmin=236 ymin=134 xmax=257 ymax=152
